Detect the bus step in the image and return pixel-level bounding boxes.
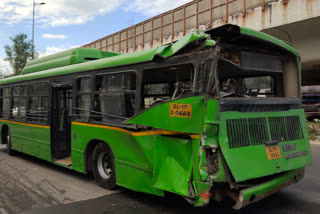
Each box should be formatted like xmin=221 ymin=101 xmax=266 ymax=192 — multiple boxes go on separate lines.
xmin=54 ymin=156 xmax=72 ymax=167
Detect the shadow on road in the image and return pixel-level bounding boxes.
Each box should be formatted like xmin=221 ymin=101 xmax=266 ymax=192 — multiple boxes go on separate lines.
xmin=25 ymin=186 xmax=319 ymax=214
xmin=0 ymin=147 xmax=92 ymax=182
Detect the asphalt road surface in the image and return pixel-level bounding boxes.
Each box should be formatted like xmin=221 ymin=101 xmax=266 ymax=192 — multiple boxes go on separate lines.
xmin=0 ymin=145 xmax=114 ymax=214
xmin=0 ymin=142 xmax=319 ymax=214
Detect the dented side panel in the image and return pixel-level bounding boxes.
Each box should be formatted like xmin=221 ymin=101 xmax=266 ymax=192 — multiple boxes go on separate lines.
xmin=127 ymin=96 xmax=206 ymax=134
xmin=233 ymin=168 xmax=305 ymax=209
xmin=152 ymin=136 xmax=193 ymax=196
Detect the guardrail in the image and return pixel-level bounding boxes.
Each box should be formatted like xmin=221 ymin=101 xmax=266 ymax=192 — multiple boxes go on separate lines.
xmin=82 ymin=0 xmax=286 ymax=53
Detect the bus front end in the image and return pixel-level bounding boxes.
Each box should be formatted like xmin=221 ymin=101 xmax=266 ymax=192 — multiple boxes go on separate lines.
xmin=126 ymin=25 xmax=312 ymax=209
xmin=204 ymin=100 xmax=310 ymax=209
xmin=199 ymin=25 xmax=312 ymax=209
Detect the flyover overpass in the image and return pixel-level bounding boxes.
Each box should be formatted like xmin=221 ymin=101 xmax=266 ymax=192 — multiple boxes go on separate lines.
xmin=82 ymin=0 xmax=320 ymax=85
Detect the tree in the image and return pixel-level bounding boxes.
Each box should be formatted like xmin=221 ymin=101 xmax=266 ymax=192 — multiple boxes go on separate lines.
xmin=4 ymin=33 xmax=35 ymax=75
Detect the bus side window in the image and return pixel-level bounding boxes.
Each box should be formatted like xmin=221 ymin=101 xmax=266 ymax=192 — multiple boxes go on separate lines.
xmin=1 ymin=88 xmax=11 ymax=119
xmin=12 ymin=86 xmax=27 ymax=121
xmin=28 ymin=82 xmax=49 ymax=124
xmin=142 ymin=64 xmax=194 ymax=109
xmin=94 ymin=73 xmax=136 ymax=123
xmin=144 ymin=83 xmax=170 ymax=108
xmin=0 ymin=88 xmax=11 ymax=118
xmin=0 ymin=89 xmax=2 ymax=118
xmin=75 ymin=77 xmax=91 ymax=121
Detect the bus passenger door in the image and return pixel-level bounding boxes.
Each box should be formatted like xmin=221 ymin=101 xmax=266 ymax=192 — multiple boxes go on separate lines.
xmin=51 ymin=85 xmax=72 ymax=162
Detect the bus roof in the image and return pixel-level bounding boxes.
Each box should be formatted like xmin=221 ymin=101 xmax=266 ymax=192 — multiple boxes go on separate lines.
xmin=0 ymin=30 xmax=209 ymax=85
xmin=206 ymin=24 xmax=299 ymax=56
xmin=21 ymin=48 xmax=123 ymax=75
xmin=240 ymin=26 xmax=299 ymax=56
xmin=0 ymin=24 xmax=299 ymax=85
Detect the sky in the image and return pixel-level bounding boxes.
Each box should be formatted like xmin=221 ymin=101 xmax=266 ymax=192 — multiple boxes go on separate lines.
xmin=0 ymin=0 xmax=192 ymax=73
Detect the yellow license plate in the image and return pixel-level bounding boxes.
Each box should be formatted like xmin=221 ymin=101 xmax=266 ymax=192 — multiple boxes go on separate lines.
xmin=265 ymin=146 xmax=282 ymax=160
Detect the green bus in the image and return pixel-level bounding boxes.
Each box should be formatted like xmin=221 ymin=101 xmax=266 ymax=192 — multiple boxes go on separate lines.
xmin=0 ymin=24 xmax=312 ymax=209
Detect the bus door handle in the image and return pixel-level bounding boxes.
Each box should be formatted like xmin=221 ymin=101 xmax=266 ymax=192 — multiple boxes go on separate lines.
xmin=264 ymin=140 xmax=279 ymax=146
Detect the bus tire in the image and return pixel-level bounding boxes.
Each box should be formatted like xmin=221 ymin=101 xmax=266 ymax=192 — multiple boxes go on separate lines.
xmin=92 ymin=143 xmax=116 ymax=190
xmin=7 ymin=130 xmax=17 ymax=156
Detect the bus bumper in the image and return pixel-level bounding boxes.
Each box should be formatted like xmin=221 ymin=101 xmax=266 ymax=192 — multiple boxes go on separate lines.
xmin=233 ymin=167 xmax=305 ymax=210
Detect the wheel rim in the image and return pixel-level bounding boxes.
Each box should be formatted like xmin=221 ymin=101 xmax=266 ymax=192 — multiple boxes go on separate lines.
xmin=97 ymin=151 xmax=112 ymax=179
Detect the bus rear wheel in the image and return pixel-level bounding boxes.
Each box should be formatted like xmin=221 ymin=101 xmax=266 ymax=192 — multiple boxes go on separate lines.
xmin=92 ymin=143 xmax=116 ymax=190
xmin=6 ymin=130 xmax=17 ymax=156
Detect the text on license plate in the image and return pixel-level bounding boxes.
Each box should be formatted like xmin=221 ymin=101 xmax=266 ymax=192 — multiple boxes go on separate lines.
xmin=265 ymin=146 xmax=282 ymax=160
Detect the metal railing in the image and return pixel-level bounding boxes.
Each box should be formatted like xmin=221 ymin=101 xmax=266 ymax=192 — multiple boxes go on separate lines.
xmin=82 ymin=0 xmax=286 ymax=53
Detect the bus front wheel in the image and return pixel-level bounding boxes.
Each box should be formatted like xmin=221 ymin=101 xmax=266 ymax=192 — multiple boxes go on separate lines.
xmin=92 ymin=143 xmax=116 ymax=190
xmin=6 ymin=130 xmax=17 ymax=156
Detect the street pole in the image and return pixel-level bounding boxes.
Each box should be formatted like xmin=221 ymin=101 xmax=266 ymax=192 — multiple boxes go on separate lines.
xmin=32 ymin=1 xmax=45 ymax=60
xmin=32 ymin=0 xmax=35 ymax=59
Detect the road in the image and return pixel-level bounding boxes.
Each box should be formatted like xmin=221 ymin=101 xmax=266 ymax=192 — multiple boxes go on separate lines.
xmin=0 ymin=145 xmax=114 ymax=214
xmin=0 ymin=143 xmax=319 ymax=214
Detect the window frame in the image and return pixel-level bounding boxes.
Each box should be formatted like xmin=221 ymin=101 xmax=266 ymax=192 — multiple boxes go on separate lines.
xmin=27 ymin=81 xmax=50 ymax=124
xmin=141 ymin=63 xmax=195 ymax=109
xmin=74 ymin=75 xmax=92 ymax=122
xmin=93 ymin=70 xmax=137 ymax=124
xmin=0 ymin=87 xmax=11 ymax=119
xmin=11 ymin=84 xmax=28 ymax=121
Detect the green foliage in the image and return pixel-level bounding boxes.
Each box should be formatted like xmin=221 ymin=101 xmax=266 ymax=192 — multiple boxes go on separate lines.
xmin=4 ymin=33 xmax=35 ymax=75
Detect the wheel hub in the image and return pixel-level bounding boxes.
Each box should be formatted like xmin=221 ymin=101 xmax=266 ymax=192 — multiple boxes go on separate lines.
xmin=97 ymin=151 xmax=112 ymax=179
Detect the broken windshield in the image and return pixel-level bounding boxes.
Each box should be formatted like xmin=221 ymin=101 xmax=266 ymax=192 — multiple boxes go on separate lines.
xmin=220 ymin=76 xmax=274 ymax=98
xmin=218 ymin=51 xmax=299 ymax=99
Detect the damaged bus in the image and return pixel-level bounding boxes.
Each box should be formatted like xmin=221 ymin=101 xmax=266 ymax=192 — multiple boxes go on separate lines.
xmin=0 ymin=24 xmax=311 ymax=209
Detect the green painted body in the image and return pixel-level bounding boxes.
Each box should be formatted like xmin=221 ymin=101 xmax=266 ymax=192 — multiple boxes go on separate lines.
xmin=0 ymin=122 xmax=51 ymax=161
xmin=234 ymin=167 xmax=305 ymax=209
xmin=71 ymin=123 xmax=164 ymax=196
xmin=0 ymin=25 xmax=312 ymax=209
xmin=219 ymin=110 xmax=311 ymax=182
xmin=71 ymin=96 xmax=207 ymax=196
xmin=127 ymin=96 xmax=207 ymax=134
